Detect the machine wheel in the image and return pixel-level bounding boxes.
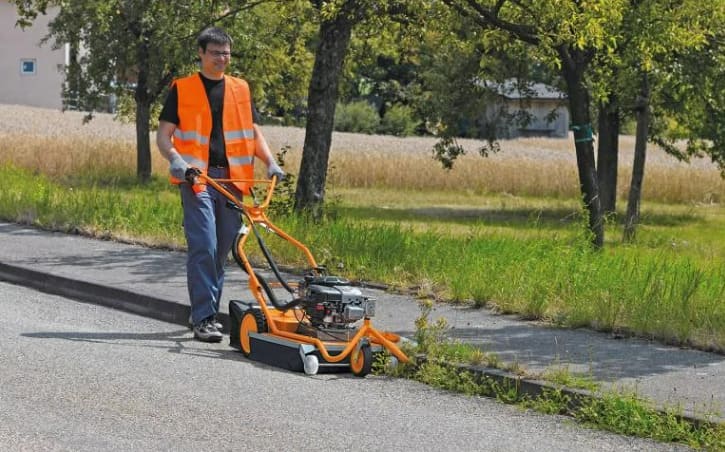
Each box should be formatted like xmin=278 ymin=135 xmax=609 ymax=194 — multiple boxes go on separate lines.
xmin=239 ymin=310 xmax=267 ymax=357
xmin=350 ymin=343 xmax=373 ymax=377
xmin=303 ymin=355 xmax=320 ymax=376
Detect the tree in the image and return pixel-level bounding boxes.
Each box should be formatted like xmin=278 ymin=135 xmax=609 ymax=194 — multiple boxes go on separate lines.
xmin=294 ymin=0 xmax=406 ymax=213
xmin=12 ymin=0 xmax=271 ymax=183
xmin=616 ymin=0 xmax=721 ymax=241
xmin=437 ymin=0 xmax=629 ymax=247
xmin=623 ymin=72 xmax=649 ymax=241
xmin=295 ymin=1 xmax=362 ymax=214
xmin=596 ymin=92 xmax=621 ymax=216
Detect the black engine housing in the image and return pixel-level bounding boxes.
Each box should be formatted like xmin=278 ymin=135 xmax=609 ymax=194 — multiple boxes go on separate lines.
xmin=299 ymin=275 xmax=375 ymax=328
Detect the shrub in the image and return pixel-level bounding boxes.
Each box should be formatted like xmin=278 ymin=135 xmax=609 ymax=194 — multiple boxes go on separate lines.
xmin=334 ymin=101 xmax=380 ymax=134
xmin=378 ymin=104 xmax=418 ymax=136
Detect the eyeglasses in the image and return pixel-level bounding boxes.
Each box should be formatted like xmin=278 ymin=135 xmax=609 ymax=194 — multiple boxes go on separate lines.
xmin=207 ymin=50 xmax=231 ymax=58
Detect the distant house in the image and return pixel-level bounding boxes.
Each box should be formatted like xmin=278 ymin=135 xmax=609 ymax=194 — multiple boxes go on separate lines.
xmin=0 ymin=0 xmax=67 ymax=109
xmin=482 ymin=79 xmax=569 ymax=139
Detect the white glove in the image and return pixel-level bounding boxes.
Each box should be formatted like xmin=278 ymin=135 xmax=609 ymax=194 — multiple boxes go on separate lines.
xmin=267 ymin=161 xmax=286 ymax=181
xmin=169 ymin=152 xmax=189 ymax=180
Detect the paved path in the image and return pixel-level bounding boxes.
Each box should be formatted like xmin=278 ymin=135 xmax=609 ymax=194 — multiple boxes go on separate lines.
xmin=0 ymin=222 xmax=723 ymax=424
xmin=3 ymin=282 xmax=685 ymax=451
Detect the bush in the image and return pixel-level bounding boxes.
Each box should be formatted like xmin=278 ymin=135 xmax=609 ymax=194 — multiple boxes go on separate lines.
xmin=378 ymin=104 xmax=418 ymax=137
xmin=334 ymin=101 xmax=380 ymax=134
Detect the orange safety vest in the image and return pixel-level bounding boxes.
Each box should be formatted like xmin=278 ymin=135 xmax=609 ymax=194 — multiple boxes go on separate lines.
xmin=169 ymin=73 xmax=256 ymax=193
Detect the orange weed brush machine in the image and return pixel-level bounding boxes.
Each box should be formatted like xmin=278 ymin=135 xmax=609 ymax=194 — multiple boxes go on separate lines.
xmin=196 ymin=174 xmax=410 ymax=377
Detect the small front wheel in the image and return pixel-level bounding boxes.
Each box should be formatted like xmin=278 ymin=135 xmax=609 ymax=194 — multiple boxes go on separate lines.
xmin=303 ymin=355 xmax=319 ymax=376
xmin=350 ymin=343 xmax=373 ymax=377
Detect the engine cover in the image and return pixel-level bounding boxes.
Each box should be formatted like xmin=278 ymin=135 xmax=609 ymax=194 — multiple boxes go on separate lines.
xmin=301 ymin=275 xmax=375 ymax=327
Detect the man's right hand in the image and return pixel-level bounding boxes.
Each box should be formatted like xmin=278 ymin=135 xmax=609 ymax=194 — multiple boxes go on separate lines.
xmin=184 ymin=167 xmax=202 ymax=184
xmin=169 ymin=153 xmax=189 ymax=180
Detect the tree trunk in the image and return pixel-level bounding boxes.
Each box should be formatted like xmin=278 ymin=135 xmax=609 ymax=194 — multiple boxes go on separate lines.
xmin=597 ymin=96 xmax=619 ymax=215
xmin=623 ymin=73 xmax=650 ymax=242
xmin=559 ymin=47 xmax=604 ymax=248
xmin=135 ymin=98 xmax=152 ymax=183
xmin=294 ymin=5 xmax=356 ymax=215
xmin=134 ymin=69 xmax=152 ymax=183
xmin=134 ymin=29 xmax=152 ymax=184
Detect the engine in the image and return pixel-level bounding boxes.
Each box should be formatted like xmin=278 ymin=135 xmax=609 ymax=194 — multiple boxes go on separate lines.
xmin=299 ymin=275 xmax=376 ymax=329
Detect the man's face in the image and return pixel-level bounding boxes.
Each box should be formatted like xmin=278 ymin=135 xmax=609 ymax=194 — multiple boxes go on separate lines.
xmin=199 ymin=43 xmax=231 ymax=77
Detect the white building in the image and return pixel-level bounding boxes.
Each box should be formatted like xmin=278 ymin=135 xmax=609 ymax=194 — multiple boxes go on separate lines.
xmin=0 ymin=0 xmax=67 ymax=109
xmin=482 ymin=79 xmax=570 ymax=139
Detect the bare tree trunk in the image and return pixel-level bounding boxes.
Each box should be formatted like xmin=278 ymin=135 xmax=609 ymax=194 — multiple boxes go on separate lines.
xmin=134 ymin=57 xmax=152 ymax=183
xmin=133 ymin=25 xmax=152 ymax=184
xmin=623 ymin=73 xmax=650 ymax=242
xmin=560 ymin=47 xmax=604 ymax=248
xmin=135 ymin=98 xmax=152 ymax=183
xmin=597 ymin=96 xmax=619 ymax=215
xmin=294 ymin=4 xmax=356 ymax=215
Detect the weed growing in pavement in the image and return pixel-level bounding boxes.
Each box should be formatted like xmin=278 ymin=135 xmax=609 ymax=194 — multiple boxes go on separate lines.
xmin=374 ymin=303 xmax=725 ymax=449
xmin=541 ymin=366 xmax=599 ymax=392
xmin=576 ymin=393 xmax=725 ymax=449
xmin=523 ymin=388 xmax=572 ymax=415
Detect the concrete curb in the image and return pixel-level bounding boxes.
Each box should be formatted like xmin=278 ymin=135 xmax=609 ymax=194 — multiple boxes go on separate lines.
xmin=0 ymin=261 xmax=231 ymax=332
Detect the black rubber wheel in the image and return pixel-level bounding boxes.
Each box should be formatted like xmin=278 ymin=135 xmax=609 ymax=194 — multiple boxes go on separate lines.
xmin=350 ymin=343 xmax=373 ymax=377
xmin=239 ymin=309 xmax=267 ymax=357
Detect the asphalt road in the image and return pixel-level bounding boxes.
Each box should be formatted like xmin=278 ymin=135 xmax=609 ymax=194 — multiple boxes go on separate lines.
xmin=0 ymin=282 xmax=689 ymax=452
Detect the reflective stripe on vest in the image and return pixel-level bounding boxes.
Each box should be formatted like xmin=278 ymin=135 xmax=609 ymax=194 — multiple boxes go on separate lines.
xmin=169 ymin=73 xmax=256 ymax=193
xmin=173 ymin=129 xmax=209 ymax=145
xmin=224 ymin=129 xmax=255 ymax=142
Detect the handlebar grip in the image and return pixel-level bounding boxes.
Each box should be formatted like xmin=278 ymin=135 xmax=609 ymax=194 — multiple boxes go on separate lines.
xmin=225 ymin=200 xmax=243 ymax=212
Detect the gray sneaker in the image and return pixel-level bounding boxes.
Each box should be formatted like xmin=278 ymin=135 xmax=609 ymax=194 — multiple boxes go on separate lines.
xmin=193 ymin=318 xmax=223 ymax=343
xmin=189 ymin=314 xmax=223 ymax=331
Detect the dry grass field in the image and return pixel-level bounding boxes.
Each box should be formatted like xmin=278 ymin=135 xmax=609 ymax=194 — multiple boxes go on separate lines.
xmin=0 ymin=104 xmax=722 ymax=204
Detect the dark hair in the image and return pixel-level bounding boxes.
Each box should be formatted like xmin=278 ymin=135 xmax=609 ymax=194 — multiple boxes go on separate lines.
xmin=197 ymin=27 xmax=232 ymax=51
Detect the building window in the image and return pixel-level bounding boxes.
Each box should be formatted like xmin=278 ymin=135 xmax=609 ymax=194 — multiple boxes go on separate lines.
xmin=20 ymin=59 xmax=37 ymax=75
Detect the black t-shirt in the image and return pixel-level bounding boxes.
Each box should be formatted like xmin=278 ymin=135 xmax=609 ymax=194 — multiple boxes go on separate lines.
xmin=159 ymin=73 xmax=260 ymax=167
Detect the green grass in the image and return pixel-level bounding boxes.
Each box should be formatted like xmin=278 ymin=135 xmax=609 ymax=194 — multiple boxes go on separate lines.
xmin=379 ymin=305 xmax=725 ymax=449
xmin=0 ymin=165 xmax=184 ymax=247
xmin=1 ymin=164 xmax=723 ymax=351
xmin=403 ymin=360 xmax=725 ymax=448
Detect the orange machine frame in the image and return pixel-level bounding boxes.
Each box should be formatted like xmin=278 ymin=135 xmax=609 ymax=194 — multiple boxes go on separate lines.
xmin=197 ymin=174 xmax=410 ymax=367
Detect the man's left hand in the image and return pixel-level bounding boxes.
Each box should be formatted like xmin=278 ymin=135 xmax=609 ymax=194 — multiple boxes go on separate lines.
xmin=267 ymin=162 xmax=286 ymax=181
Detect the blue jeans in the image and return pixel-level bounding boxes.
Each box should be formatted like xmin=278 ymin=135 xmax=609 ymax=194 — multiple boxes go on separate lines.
xmin=179 ymin=167 xmax=242 ymax=325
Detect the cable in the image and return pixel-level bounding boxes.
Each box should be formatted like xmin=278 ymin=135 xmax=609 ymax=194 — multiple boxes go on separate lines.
xmin=249 ymin=221 xmax=296 ymax=294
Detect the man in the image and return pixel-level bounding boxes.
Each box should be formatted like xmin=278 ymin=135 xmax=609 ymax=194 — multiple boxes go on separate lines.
xmin=156 ymin=27 xmax=284 ymax=342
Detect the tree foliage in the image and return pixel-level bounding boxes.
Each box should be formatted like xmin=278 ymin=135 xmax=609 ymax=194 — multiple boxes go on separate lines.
xmin=435 ymin=0 xmax=630 ymax=247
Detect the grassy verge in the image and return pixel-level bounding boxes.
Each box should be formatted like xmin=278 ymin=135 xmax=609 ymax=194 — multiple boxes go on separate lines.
xmin=378 ymin=304 xmax=725 ymax=450
xmin=0 ymin=164 xmax=723 ymax=352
